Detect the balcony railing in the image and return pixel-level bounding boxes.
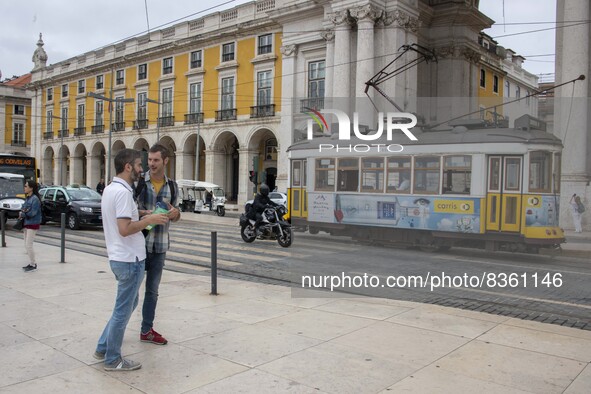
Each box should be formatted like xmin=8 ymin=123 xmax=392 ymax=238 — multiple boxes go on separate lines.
xmin=250 ymin=104 xmax=275 ymax=118
xmin=300 ymin=97 xmax=325 ymax=113
xmin=11 ymin=140 xmax=26 ymax=147
xmin=58 ymin=129 xmax=69 ymax=138
xmin=43 ymin=132 xmax=53 ymax=140
xmin=184 ymin=113 xmax=204 ymax=125
xmin=134 ymin=119 xmax=149 ymax=129
xmin=215 ymin=108 xmax=237 ymax=122
xmin=91 ymin=125 xmax=104 ymax=134
xmin=157 ymin=116 xmax=175 ymax=127
xmin=74 ymin=127 xmax=86 ymax=136
xmin=112 ymin=122 xmax=126 ymax=132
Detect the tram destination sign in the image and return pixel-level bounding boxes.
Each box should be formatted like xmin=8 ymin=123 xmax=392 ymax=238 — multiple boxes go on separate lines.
xmin=0 ymin=157 xmax=33 ymax=166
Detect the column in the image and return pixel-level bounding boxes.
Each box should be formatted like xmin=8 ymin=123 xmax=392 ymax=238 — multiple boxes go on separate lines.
xmin=238 ymin=149 xmax=259 ymax=204
xmin=382 ymin=9 xmax=420 ymax=113
xmin=71 ymin=155 xmax=84 ymax=185
xmin=320 ymin=30 xmax=335 ymax=99
xmin=331 ymin=10 xmax=353 ymax=102
xmin=351 ymin=4 xmax=381 ymax=129
xmin=87 ymin=153 xmax=100 ymax=189
xmin=279 ymin=44 xmax=297 ymax=191
xmin=555 ymin=0 xmax=590 ymax=229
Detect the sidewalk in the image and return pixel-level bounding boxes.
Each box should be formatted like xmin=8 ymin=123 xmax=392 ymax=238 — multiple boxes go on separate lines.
xmin=1 ymin=237 xmax=590 ymax=393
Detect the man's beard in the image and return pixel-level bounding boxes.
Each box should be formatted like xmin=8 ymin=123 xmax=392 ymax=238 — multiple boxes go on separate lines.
xmin=130 ymin=168 xmax=140 ymax=182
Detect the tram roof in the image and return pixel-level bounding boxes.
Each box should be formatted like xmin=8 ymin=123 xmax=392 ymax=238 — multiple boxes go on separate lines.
xmin=287 ymin=126 xmax=563 ymax=151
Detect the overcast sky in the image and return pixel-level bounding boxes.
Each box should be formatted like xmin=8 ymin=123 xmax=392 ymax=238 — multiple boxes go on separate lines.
xmin=0 ymin=0 xmax=556 ymax=81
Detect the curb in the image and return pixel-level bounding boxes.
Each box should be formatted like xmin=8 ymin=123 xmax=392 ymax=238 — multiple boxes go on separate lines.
xmin=540 ymin=248 xmax=591 ymax=259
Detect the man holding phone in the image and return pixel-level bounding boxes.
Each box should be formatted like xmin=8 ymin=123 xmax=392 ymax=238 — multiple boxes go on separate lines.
xmin=135 ymin=144 xmax=181 ymax=345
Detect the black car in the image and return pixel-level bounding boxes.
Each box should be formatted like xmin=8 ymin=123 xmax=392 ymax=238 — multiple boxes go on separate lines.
xmin=40 ymin=186 xmax=102 ymax=230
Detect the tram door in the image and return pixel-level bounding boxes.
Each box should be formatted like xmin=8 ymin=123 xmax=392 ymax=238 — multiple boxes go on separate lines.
xmin=486 ymin=156 xmax=523 ymax=232
xmin=289 ymin=160 xmax=307 ymax=219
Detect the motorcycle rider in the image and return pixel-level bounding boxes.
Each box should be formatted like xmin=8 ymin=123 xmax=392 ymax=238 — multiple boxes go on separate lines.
xmin=247 ymin=183 xmax=278 ymax=236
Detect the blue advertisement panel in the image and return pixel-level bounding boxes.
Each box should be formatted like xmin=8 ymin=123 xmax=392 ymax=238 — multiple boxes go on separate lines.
xmin=308 ymin=193 xmax=482 ymax=234
xmin=524 ymin=195 xmax=560 ymax=227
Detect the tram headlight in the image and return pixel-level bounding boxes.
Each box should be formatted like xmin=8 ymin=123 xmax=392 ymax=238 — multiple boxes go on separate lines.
xmin=545 ymin=229 xmax=551 ymax=235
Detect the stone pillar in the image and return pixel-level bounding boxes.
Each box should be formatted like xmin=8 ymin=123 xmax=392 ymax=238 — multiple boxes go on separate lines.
xmin=382 ymin=9 xmax=420 ymax=113
xmin=239 ymin=149 xmax=259 ymax=204
xmin=555 ymin=0 xmax=590 ymax=230
xmin=43 ymin=155 xmax=53 ymax=185
xmin=176 ymin=151 xmax=188 ymax=180
xmin=87 ymin=153 xmax=100 ymax=189
xmin=331 ymin=10 xmax=353 ymax=102
xmin=71 ymin=155 xmax=84 ymax=185
xmin=320 ymin=30 xmax=335 ymax=99
xmin=351 ymin=4 xmax=381 ymax=128
xmin=279 ymin=44 xmax=297 ymax=190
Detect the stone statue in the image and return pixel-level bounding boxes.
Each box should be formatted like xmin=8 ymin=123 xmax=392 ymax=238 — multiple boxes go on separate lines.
xmin=32 ymin=33 xmax=48 ymax=70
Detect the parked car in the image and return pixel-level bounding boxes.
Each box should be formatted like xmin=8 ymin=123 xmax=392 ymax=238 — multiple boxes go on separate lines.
xmin=40 ymin=185 xmax=102 ymax=230
xmin=244 ymin=191 xmax=288 ymax=213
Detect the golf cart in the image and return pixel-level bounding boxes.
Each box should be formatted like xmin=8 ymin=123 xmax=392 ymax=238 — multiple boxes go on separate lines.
xmin=177 ymin=179 xmax=226 ymax=217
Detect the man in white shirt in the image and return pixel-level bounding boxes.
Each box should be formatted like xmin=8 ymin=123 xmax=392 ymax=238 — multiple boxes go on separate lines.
xmin=94 ymin=149 xmax=168 ymax=371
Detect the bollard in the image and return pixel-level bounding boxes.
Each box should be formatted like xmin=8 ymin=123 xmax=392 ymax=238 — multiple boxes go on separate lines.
xmin=210 ymin=231 xmax=218 ymax=295
xmin=1 ymin=211 xmax=6 ymax=248
xmin=60 ymin=212 xmax=66 ymax=263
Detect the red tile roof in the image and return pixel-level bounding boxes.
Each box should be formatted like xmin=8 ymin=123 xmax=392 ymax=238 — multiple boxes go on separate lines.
xmin=3 ymin=73 xmax=32 ymax=87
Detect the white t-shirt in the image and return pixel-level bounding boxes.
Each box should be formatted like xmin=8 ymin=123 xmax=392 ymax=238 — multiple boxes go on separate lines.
xmin=101 ymin=177 xmax=146 ymax=262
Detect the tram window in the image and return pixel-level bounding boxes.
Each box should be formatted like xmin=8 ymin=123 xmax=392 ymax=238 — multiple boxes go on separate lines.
xmin=505 ymin=158 xmax=521 ymax=191
xmin=529 ymin=151 xmax=551 ymax=193
xmin=361 ymin=158 xmax=384 ymax=193
xmin=315 ymin=158 xmax=335 ymax=191
xmin=553 ymin=154 xmax=561 ymax=193
xmin=337 ymin=158 xmax=359 ymax=192
xmin=443 ymin=155 xmax=471 ymax=194
xmin=489 ymin=157 xmax=501 ymax=191
xmin=386 ymin=157 xmax=411 ymax=193
xmin=414 ymin=156 xmax=440 ymax=194
xmin=292 ymin=161 xmax=301 ymax=187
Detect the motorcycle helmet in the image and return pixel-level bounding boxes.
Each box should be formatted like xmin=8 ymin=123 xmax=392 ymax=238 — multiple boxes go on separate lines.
xmin=260 ymin=183 xmax=270 ymax=197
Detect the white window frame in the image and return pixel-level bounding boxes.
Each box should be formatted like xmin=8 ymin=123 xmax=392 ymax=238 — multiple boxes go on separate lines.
xmin=47 ymin=110 xmax=53 ymax=132
xmin=189 ymin=82 xmax=202 ymax=114
xmin=95 ymin=101 xmax=104 ymax=126
xmin=307 ymin=60 xmax=325 ymax=98
xmin=77 ymin=104 xmax=85 ymax=128
xmin=138 ymin=63 xmax=148 ymax=80
xmin=162 ymin=57 xmax=173 ymax=75
xmin=221 ymin=76 xmax=235 ymax=110
xmin=96 ymin=75 xmax=104 ymax=90
xmin=190 ymin=50 xmax=203 ymax=69
xmin=257 ymin=34 xmax=272 ymax=55
xmin=137 ymin=92 xmax=147 ymax=120
xmin=221 ymin=42 xmax=235 ymax=62
xmin=13 ymin=123 xmax=25 ymax=143
xmin=116 ymin=69 xmax=125 ymax=85
xmin=256 ymin=70 xmax=272 ymax=106
xmin=161 ymin=87 xmax=173 ymax=117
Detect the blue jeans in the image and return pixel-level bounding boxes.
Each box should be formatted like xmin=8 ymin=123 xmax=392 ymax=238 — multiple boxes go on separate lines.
xmin=96 ymin=259 xmax=145 ymax=365
xmin=141 ymin=252 xmax=166 ymax=334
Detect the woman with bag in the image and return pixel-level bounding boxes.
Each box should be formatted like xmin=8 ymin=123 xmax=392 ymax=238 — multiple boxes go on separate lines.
xmin=20 ymin=180 xmax=42 ymax=272
xmin=570 ymin=194 xmax=584 ymax=233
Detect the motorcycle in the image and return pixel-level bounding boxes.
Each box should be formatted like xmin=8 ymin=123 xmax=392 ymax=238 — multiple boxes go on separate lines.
xmin=239 ymin=205 xmax=293 ymax=247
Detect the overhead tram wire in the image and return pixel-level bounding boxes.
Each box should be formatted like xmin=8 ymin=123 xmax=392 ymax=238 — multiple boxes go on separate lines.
xmin=428 ymin=75 xmax=586 ymax=130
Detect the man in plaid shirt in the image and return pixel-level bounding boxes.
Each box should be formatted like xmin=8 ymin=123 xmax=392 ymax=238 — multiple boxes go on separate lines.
xmin=136 ymin=144 xmax=181 ymax=345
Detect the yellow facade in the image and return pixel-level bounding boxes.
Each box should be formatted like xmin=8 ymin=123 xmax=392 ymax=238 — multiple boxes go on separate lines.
xmin=477 ymin=65 xmax=504 ymax=122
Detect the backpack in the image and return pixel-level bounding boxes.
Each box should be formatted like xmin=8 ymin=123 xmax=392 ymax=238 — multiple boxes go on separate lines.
xmin=578 ymin=201 xmax=586 ymax=213
xmin=134 ymin=177 xmax=176 ymax=206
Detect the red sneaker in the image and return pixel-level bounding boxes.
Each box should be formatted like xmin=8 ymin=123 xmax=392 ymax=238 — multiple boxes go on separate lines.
xmin=140 ymin=328 xmax=168 ymax=345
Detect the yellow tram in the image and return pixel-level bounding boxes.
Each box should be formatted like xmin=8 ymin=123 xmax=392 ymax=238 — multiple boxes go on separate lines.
xmin=287 ymin=116 xmax=564 ymax=253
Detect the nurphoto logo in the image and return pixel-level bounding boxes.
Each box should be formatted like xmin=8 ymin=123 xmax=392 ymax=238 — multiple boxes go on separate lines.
xmin=303 ymin=108 xmax=418 ymax=153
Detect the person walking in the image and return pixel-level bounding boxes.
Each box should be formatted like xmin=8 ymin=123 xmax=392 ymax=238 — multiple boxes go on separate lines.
xmin=96 ymin=178 xmax=106 ymax=195
xmin=135 ymin=144 xmax=180 ymax=346
xmin=570 ymin=194 xmax=584 ymax=233
xmin=21 ymin=180 xmax=42 ymax=272
xmin=94 ymin=149 xmax=169 ymax=371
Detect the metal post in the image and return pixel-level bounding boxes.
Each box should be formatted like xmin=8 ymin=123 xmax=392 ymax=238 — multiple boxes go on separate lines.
xmin=107 ymin=68 xmax=114 ymax=182
xmin=210 ymin=231 xmax=218 ymax=295
xmin=60 ymin=124 xmax=64 ymax=185
xmin=1 ymin=212 xmax=6 ymax=248
xmin=195 ymin=120 xmax=200 ymax=180
xmin=60 ymin=212 xmax=66 ymax=263
xmin=156 ymin=82 xmax=161 ymax=142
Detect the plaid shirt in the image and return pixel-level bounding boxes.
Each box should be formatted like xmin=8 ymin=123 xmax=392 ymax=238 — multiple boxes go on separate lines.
xmin=137 ymin=172 xmax=179 ymax=254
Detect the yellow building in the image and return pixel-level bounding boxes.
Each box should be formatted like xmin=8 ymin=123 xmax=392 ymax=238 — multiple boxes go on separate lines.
xmin=30 ymin=3 xmax=283 ymax=203
xmin=477 ymin=33 xmax=505 ymax=125
xmin=0 ymin=74 xmax=32 ymax=156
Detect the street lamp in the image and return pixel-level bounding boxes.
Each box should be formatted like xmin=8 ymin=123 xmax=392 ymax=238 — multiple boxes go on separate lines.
xmin=87 ymin=92 xmax=134 ymax=181
xmin=145 ymin=97 xmax=161 ymax=142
